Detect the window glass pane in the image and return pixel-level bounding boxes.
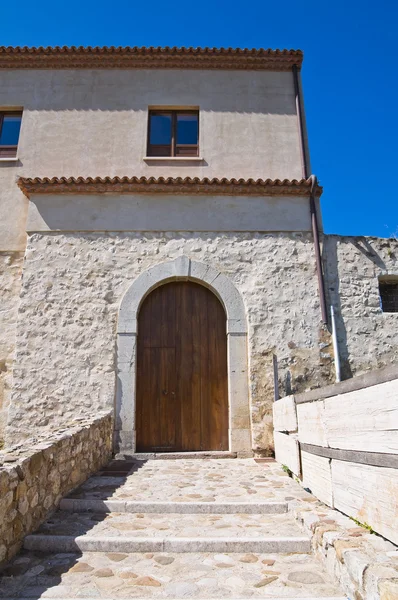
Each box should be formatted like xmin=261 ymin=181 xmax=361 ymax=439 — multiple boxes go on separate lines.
xmin=0 ymin=115 xmax=22 ymax=146
xmin=149 ymin=114 xmax=172 ymax=145
xmin=176 ymin=114 xmax=198 ymax=145
xmin=379 ymin=281 xmax=398 ymax=312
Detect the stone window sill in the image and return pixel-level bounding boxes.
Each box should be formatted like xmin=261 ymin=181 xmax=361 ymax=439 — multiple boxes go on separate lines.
xmin=143 ymin=156 xmax=204 ymax=162
xmin=0 ymin=157 xmax=19 ymax=162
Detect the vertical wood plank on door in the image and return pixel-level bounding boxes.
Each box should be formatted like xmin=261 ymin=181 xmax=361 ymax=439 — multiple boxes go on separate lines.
xmin=136 ymin=281 xmax=228 ymax=452
xmin=159 ymin=348 xmax=176 ymax=449
xmin=186 ymin=283 xmax=202 ymax=450
xmin=199 ymin=285 xmax=209 ymax=450
xmin=207 ymin=290 xmax=228 ymax=450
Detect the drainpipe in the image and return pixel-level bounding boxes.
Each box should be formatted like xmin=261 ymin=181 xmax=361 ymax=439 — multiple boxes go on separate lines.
xmin=292 ymin=64 xmax=310 ymax=179
xmin=293 ymin=64 xmax=328 ymax=324
xmin=309 ymin=175 xmax=328 ymax=323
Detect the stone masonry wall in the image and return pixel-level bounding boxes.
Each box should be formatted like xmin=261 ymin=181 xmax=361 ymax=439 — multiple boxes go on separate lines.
xmin=0 ymin=412 xmax=113 ymax=564
xmin=0 ymin=252 xmax=24 ymax=448
xmin=323 ymin=235 xmax=398 ymax=378
xmin=5 ymin=232 xmax=331 ymax=454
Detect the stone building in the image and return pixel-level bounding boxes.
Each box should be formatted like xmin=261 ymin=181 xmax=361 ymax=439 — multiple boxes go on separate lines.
xmin=0 ymin=46 xmax=397 ymax=455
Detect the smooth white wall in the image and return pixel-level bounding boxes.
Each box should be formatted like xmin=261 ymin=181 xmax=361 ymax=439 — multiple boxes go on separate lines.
xmin=0 ymin=68 xmax=303 ymax=250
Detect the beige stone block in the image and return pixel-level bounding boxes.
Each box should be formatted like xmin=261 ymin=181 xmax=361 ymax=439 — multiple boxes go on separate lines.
xmin=379 ymin=579 xmax=398 ymax=600
xmin=334 ymin=539 xmax=362 ymax=563
xmin=301 ymin=451 xmax=333 ymax=507
xmin=230 ymin=428 xmax=252 ymax=453
xmin=274 ymin=432 xmax=300 ymax=476
xmin=273 ymin=396 xmax=297 ymax=433
xmin=332 ymin=460 xmax=398 ymax=545
xmin=297 ymin=401 xmax=328 ymax=446
xmin=323 ymin=379 xmax=398 ymax=453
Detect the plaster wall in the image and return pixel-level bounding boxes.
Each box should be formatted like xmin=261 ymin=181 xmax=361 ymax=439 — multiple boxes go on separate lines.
xmin=27 ymin=193 xmax=313 ymax=233
xmin=323 ymin=235 xmax=398 ymax=377
xmin=5 ymin=231 xmax=327 ymax=452
xmin=0 ymin=68 xmax=302 ymax=251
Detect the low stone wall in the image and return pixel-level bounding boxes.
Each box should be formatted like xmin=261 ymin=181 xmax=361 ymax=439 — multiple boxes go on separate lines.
xmin=0 ymin=411 xmax=113 ymax=564
xmin=273 ymin=366 xmax=398 ymax=545
xmin=292 ymin=497 xmax=398 ymax=600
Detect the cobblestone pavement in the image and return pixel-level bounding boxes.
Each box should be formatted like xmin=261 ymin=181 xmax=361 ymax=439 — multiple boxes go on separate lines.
xmin=0 ymin=459 xmax=347 ymax=599
xmin=34 ymin=512 xmax=305 ymax=540
xmin=67 ymin=459 xmax=313 ymax=504
xmin=0 ymin=550 xmax=345 ymax=598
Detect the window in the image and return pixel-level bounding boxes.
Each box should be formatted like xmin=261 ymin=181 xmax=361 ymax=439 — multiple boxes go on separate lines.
xmin=147 ymin=110 xmax=199 ymax=157
xmin=0 ymin=111 xmax=22 ymax=158
xmin=379 ymin=277 xmax=398 ymax=313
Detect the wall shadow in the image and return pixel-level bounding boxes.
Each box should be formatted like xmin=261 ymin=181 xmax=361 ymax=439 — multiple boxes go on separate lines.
xmin=0 ymin=459 xmax=146 ymax=599
xmin=322 ymin=235 xmax=353 ymax=380
xmin=0 ymin=70 xmax=297 ymax=114
xmin=350 ymin=238 xmax=386 ymax=270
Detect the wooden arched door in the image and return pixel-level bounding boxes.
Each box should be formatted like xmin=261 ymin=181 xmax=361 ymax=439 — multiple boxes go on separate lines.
xmin=136 ymin=281 xmax=228 ymax=452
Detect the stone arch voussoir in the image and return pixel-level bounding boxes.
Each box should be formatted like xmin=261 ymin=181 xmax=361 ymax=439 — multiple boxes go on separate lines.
xmin=115 ymin=256 xmax=251 ymax=455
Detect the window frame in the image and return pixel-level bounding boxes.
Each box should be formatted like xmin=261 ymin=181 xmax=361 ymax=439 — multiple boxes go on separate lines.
xmin=0 ymin=111 xmax=23 ymax=158
xmin=147 ymin=109 xmax=199 ymax=158
xmin=379 ymin=276 xmax=398 ymax=313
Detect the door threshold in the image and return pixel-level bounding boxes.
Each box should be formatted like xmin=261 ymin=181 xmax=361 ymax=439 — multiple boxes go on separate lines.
xmin=114 ymin=451 xmax=238 ymax=460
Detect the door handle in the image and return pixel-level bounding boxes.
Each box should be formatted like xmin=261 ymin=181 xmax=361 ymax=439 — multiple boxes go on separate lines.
xmin=162 ymin=390 xmax=168 ymax=395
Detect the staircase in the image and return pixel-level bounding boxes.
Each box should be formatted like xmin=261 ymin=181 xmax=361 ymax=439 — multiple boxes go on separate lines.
xmin=0 ymin=458 xmax=347 ymax=599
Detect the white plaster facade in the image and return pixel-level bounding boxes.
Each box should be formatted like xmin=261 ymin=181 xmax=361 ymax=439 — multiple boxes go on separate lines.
xmin=0 ymin=69 xmax=303 ymax=252
xmin=5 ymin=230 xmax=324 ymax=452
xmin=1 ymin=48 xmax=398 ymax=452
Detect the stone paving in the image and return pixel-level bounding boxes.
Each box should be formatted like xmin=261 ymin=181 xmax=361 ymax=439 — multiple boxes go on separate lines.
xmin=33 ymin=512 xmax=305 ymax=540
xmin=66 ymin=459 xmax=312 ymax=504
xmin=0 ymin=459 xmax=347 ymax=599
xmin=0 ymin=550 xmax=345 ymax=598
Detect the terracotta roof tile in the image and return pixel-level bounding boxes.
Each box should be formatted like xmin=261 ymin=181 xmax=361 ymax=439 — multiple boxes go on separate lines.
xmin=0 ymin=46 xmax=303 ymax=70
xmin=17 ymin=176 xmax=321 ymax=198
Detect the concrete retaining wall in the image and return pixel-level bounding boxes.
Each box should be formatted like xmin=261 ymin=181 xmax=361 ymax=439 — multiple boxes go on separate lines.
xmin=273 ymin=366 xmax=398 ymax=545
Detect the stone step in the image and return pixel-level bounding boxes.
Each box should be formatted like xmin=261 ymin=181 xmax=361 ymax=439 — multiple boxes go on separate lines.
xmin=0 ymin=550 xmax=347 ymax=599
xmin=64 ymin=458 xmax=309 ymax=508
xmin=23 ymin=512 xmax=311 ymax=554
xmin=24 ymin=534 xmax=311 ymax=554
xmin=59 ymin=498 xmax=288 ymax=514
xmin=114 ymin=451 xmax=238 ymax=460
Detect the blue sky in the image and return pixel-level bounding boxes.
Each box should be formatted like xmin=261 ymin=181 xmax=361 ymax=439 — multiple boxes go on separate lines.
xmin=2 ymin=0 xmax=397 ymax=237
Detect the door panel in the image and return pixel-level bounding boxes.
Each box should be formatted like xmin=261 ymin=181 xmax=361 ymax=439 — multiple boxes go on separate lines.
xmin=136 ymin=281 xmax=228 ymax=452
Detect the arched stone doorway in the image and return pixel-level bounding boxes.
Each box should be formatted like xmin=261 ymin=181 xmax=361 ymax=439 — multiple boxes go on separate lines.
xmin=115 ymin=256 xmax=251 ymax=455
xmin=136 ymin=281 xmax=229 ymax=452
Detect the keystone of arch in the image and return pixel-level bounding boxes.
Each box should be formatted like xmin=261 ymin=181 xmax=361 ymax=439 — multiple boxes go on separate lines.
xmin=117 ymin=255 xmax=247 ymax=336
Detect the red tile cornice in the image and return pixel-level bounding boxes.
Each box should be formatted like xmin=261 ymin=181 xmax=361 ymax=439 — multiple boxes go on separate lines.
xmin=0 ymin=46 xmax=303 ymax=70
xmin=17 ymin=176 xmax=322 ymax=198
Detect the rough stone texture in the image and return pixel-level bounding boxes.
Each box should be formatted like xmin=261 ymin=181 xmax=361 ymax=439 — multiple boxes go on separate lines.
xmin=5 ymin=231 xmax=331 ymax=453
xmin=0 ymin=411 xmax=112 ymax=564
xmin=292 ymin=487 xmax=397 ymax=600
xmin=0 ymin=550 xmax=346 ymax=598
xmin=0 ymin=252 xmax=23 ymax=448
xmin=0 ymin=458 xmax=347 ymax=598
xmin=324 ymin=235 xmax=398 ymax=379
xmin=5 ymin=232 xmax=398 ymax=454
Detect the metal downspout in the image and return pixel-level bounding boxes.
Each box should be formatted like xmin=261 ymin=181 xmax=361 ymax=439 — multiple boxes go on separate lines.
xmin=293 ymin=64 xmax=328 ymax=323
xmin=309 ymin=175 xmax=328 ymax=323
